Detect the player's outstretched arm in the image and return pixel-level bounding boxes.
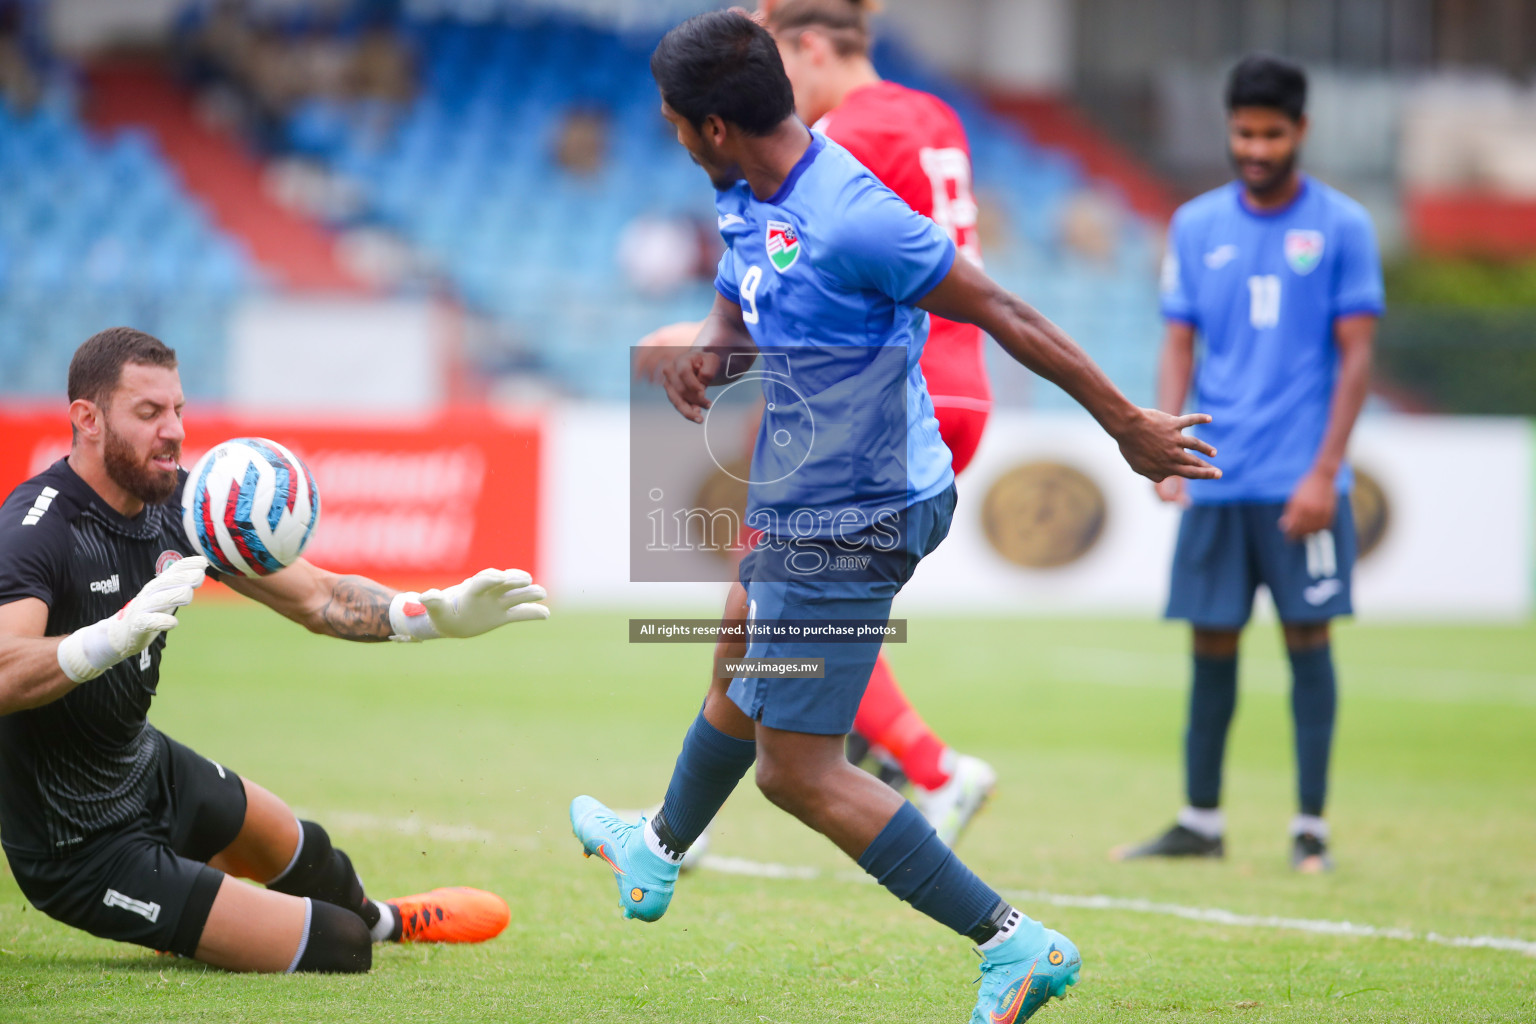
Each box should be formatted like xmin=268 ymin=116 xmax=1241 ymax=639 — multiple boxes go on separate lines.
xmin=917 ymin=257 xmax=1221 ymax=483
xmin=660 ymin=291 xmax=757 ymax=423
xmin=225 ymin=561 xmax=396 ymax=641
xmin=0 ymin=557 xmax=207 ymax=714
xmin=226 ymin=560 xmax=549 ymax=643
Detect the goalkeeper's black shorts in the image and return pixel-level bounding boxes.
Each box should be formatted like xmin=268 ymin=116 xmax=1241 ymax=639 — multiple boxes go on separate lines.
xmin=6 ymin=731 xmax=247 ymax=957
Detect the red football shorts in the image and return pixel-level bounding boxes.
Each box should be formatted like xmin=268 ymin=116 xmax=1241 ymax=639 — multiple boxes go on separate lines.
xmin=932 ymin=401 xmax=990 ymax=476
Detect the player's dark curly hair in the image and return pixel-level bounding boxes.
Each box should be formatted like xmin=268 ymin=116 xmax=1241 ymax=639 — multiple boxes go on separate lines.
xmin=1226 ymin=53 xmax=1307 ymax=122
xmin=651 ymin=10 xmax=796 ymax=136
xmin=68 ymin=327 xmax=178 ymax=406
xmin=767 ymin=0 xmax=880 ymax=57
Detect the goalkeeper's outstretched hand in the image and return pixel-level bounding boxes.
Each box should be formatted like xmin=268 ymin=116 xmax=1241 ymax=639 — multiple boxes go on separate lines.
xmin=57 ymin=556 xmax=208 ymax=682
xmin=388 ymin=568 xmax=549 ymax=642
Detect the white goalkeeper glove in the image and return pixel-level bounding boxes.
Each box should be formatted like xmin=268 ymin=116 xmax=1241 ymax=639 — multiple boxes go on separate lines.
xmin=57 ymin=556 xmax=208 ymax=683
xmin=387 ymin=568 xmax=549 ymax=642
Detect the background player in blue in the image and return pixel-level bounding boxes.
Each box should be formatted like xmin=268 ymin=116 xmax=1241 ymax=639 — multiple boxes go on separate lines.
xmin=1115 ymin=55 xmax=1383 ymax=873
xmin=569 ymin=12 xmax=1220 ymax=1022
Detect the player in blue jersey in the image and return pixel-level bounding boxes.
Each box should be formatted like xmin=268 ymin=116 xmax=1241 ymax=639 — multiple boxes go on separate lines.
xmin=1115 ymin=56 xmax=1382 ymax=873
xmin=569 ymin=12 xmax=1219 ymax=1022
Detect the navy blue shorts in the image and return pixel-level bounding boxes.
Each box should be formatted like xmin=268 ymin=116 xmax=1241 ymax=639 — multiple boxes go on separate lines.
xmin=729 ymin=485 xmax=956 ymax=735
xmin=1166 ymin=497 xmax=1356 ymax=629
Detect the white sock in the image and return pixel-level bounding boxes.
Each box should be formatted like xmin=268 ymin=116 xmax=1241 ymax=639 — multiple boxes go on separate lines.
xmin=369 ymin=901 xmax=397 ymax=943
xmin=643 ymin=816 xmax=685 ymax=864
xmin=1178 ymin=805 xmax=1225 ymax=840
xmin=1290 ymin=813 xmax=1329 ymax=840
xmin=977 ymin=907 xmax=1024 ymax=952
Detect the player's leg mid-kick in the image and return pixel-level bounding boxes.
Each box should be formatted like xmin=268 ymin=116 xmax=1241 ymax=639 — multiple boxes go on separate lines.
xmin=634 ymin=0 xmax=1001 ymax=852
xmin=578 ymin=11 xmax=1216 ymax=1020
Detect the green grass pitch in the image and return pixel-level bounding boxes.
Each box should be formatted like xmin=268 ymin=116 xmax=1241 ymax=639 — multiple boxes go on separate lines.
xmin=2 ymin=602 xmax=1534 ymax=1022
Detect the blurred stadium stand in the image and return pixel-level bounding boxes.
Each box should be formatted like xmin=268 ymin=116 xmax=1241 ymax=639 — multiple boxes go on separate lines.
xmin=0 ymin=3 xmax=1167 ymax=406
xmin=8 ymin=1 xmax=1536 ymax=412
xmin=85 ymin=61 xmax=361 ymax=292
xmin=0 ymin=92 xmax=259 ymax=398
xmin=0 ymin=0 xmax=258 ymax=397
xmin=272 ymin=13 xmax=1165 ymax=404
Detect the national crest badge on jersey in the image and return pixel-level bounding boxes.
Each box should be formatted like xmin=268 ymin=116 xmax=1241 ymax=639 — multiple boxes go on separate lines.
xmin=1284 ymin=229 xmax=1325 ymax=275
xmin=766 ymin=220 xmax=801 ymax=272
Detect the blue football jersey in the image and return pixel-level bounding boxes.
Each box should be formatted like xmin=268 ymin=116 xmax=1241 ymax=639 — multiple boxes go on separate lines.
xmin=713 ymin=131 xmax=957 ymax=538
xmin=1160 ymin=175 xmax=1384 ymax=503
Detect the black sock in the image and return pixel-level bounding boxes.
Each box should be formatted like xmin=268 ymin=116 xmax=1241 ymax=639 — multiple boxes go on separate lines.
xmin=269 ymin=820 xmax=371 ymax=920
xmin=1289 ymin=643 xmax=1337 ymax=816
xmin=292 ymin=899 xmax=371 ymax=973
xmin=1185 ymin=653 xmax=1238 ymax=811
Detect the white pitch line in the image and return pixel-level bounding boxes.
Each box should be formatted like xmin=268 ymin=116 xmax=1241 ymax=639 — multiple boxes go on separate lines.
xmin=695 ymin=855 xmax=1536 ymax=958
xmin=314 ymin=811 xmax=1536 ymax=958
xmin=697 ymin=855 xmax=823 ymax=881
xmin=994 ymin=887 xmax=1536 ymax=957
xmin=298 ymin=809 xmax=510 ymax=846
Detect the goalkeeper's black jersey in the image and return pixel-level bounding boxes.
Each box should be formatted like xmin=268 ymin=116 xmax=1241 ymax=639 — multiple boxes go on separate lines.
xmin=0 ymin=460 xmax=200 ymax=859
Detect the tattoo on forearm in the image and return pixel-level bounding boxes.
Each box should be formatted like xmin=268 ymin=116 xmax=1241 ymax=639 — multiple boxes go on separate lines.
xmin=319 ymin=577 xmax=395 ymax=642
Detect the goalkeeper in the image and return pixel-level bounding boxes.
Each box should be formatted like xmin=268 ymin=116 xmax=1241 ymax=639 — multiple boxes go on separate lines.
xmin=0 ymin=328 xmax=549 ymax=973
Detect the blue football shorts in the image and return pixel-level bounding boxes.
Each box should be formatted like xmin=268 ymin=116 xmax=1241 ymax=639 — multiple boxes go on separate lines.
xmin=729 ymin=484 xmax=956 ymax=735
xmin=1166 ymin=496 xmax=1356 ymax=629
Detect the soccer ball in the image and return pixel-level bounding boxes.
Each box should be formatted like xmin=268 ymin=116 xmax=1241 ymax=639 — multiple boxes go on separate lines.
xmin=181 ymin=437 xmax=320 ymax=577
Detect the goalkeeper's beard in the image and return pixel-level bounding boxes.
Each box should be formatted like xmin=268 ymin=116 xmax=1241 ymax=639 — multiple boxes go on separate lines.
xmin=103 ymin=421 xmax=180 ymax=506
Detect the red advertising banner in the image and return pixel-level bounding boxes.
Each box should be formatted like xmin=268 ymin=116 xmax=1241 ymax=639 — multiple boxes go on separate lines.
xmin=0 ymin=405 xmax=541 ymax=588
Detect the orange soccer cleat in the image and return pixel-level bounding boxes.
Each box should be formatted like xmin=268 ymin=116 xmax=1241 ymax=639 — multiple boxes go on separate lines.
xmin=385 ymin=886 xmax=510 ymax=943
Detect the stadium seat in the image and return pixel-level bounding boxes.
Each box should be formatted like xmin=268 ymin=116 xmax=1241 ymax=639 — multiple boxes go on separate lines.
xmin=0 ymin=89 xmax=254 ymax=398
xmin=1 ymin=11 xmax=1161 ymax=405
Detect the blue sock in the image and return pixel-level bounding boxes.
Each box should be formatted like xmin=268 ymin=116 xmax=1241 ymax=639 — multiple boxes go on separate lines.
xmin=858 ymin=802 xmax=1027 ymax=944
xmin=654 ymin=711 xmax=756 ymax=849
xmin=1185 ymin=653 xmax=1238 ymax=811
xmin=1288 ymin=644 xmax=1337 ymax=817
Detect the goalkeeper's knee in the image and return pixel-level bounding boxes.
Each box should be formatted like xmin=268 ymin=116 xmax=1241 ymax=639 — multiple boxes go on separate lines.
xmin=289 ymin=898 xmax=371 ymax=974
xmin=268 ymin=820 xmax=366 ymax=916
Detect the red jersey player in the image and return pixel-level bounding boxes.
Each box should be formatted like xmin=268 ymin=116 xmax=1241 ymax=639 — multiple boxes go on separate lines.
xmin=769 ymin=0 xmax=996 ymax=839
xmin=636 ymin=0 xmax=996 ymax=846
xmin=781 ymin=5 xmax=992 ymax=471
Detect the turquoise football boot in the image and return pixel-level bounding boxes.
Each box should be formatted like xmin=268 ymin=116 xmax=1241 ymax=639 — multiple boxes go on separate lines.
xmin=570 ymin=795 xmax=678 ymax=922
xmin=970 ymin=927 xmax=1081 ymax=1023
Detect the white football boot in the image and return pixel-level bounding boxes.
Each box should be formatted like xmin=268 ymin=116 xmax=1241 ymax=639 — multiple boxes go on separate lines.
xmin=914 ymin=754 xmax=997 ymax=847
